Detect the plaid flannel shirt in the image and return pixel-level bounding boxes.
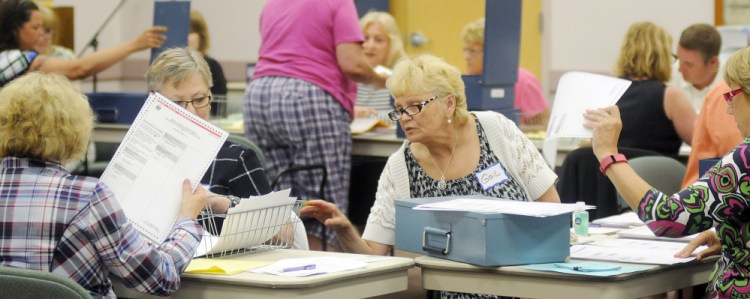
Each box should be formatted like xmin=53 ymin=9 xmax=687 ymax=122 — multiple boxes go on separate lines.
xmin=0 ymin=157 xmax=202 ymax=298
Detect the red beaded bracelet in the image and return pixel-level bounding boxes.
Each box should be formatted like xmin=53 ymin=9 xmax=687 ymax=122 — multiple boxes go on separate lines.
xmin=599 ymin=153 xmax=627 ymax=175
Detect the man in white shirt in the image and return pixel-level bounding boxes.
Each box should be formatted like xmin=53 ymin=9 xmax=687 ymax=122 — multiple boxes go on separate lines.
xmin=670 ymin=24 xmax=722 ymax=112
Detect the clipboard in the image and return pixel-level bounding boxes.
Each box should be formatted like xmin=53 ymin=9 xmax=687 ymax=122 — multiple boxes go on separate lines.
xmin=151 ymin=0 xmax=191 ymax=63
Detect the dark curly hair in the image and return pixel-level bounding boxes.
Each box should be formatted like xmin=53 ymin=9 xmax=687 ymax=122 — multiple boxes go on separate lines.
xmin=0 ymin=0 xmax=39 ymax=52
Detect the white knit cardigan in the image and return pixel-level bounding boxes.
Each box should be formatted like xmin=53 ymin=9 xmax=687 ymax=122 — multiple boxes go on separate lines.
xmin=361 ymin=111 xmax=558 ymax=245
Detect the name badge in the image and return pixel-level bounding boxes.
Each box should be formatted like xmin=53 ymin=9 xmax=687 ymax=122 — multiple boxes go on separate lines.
xmin=475 ymin=163 xmax=509 ymax=190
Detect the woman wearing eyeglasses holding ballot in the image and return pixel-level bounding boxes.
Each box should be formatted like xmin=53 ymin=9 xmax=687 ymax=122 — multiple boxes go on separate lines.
xmin=147 ymin=48 xmax=308 ymax=250
xmin=586 ymin=46 xmax=750 ymax=298
xmin=301 ymin=54 xmax=559 ymax=298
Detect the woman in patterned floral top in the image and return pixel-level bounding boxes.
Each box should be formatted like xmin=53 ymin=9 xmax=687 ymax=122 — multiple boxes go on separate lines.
xmin=585 ymin=47 xmax=750 ymax=299
xmin=301 ymin=54 xmax=559 ymax=299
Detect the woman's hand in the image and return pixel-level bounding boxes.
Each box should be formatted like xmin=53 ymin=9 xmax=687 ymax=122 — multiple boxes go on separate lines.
xmin=131 ymin=26 xmax=167 ymax=51
xmin=205 ymin=191 xmax=231 ymax=214
xmin=675 ymin=230 xmax=721 ymax=261
xmin=179 ymin=179 xmax=207 ymax=220
xmin=583 ymin=106 xmax=623 ymax=161
xmin=298 ymin=200 xmax=353 ymax=231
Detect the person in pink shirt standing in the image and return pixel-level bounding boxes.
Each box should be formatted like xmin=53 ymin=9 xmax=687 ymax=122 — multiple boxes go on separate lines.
xmin=461 ymin=17 xmax=549 ymax=126
xmin=244 ymin=0 xmax=385 ymax=251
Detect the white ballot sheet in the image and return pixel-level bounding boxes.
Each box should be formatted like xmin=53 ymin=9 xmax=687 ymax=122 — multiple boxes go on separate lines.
xmin=100 ymin=93 xmax=228 ymax=244
xmin=542 ymin=72 xmax=632 ymax=167
xmin=571 ymin=238 xmax=706 ymax=265
xmin=195 ymin=189 xmax=298 ymax=257
xmin=412 ymin=198 xmax=591 ymax=217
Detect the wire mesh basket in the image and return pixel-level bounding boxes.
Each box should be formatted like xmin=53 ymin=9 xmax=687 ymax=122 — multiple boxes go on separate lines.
xmin=210 ymin=94 xmax=228 ymax=118
xmin=195 ymin=196 xmax=303 ymax=258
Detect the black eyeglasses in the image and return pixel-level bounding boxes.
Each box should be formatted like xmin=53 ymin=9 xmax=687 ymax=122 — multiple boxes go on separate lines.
xmin=172 ymin=95 xmax=212 ymax=109
xmin=724 ymin=88 xmax=743 ymax=105
xmin=388 ymin=95 xmax=438 ymax=121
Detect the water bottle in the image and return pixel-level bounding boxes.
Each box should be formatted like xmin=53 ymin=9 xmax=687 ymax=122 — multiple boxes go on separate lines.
xmin=573 ymin=201 xmax=589 ymax=236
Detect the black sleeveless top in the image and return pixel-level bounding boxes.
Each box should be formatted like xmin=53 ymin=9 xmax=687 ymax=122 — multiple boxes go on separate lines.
xmin=616 ymin=79 xmax=681 ymax=156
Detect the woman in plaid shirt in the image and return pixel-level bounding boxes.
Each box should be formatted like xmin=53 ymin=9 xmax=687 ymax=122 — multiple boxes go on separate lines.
xmin=0 ymin=72 xmax=208 ymax=298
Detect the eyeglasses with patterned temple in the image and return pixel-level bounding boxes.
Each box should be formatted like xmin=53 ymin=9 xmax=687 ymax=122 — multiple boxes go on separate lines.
xmin=388 ymin=95 xmax=438 ymax=121
xmin=724 ymin=88 xmax=743 ymax=105
xmin=172 ymin=95 xmax=213 ymax=109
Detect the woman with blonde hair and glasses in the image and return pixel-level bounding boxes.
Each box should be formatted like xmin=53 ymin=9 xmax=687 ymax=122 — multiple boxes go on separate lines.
xmin=302 ymin=54 xmax=558 ymax=298
xmin=354 ymin=11 xmax=405 ymax=123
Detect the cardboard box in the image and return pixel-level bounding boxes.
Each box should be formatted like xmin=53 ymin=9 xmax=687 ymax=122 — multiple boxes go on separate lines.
xmin=395 ymin=196 xmax=570 ymax=266
xmin=86 ymin=93 xmax=148 ymax=124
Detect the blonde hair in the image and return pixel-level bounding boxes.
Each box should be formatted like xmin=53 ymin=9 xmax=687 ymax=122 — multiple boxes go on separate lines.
xmin=190 ymin=9 xmax=210 ymax=56
xmin=35 ymin=2 xmax=58 ymax=33
xmin=387 ymin=54 xmax=469 ymax=125
xmin=724 ymin=47 xmax=750 ymax=96
xmin=0 ymin=72 xmax=92 ymax=162
xmin=147 ymin=47 xmax=213 ymax=92
xmin=359 ymin=11 xmax=405 ymax=68
xmin=615 ymin=22 xmax=673 ymax=82
xmin=461 ymin=17 xmax=484 ymax=45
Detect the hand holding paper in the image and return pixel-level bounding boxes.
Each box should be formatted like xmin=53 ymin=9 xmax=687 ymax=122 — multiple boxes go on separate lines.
xmin=542 ymin=72 xmax=631 ymax=167
xmin=582 ymin=106 xmax=623 ymax=161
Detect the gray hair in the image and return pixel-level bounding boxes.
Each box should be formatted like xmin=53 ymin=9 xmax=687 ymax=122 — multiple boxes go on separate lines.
xmin=146 ymin=47 xmax=212 ymax=92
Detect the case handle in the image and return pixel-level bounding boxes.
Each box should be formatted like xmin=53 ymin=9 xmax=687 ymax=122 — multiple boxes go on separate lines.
xmin=422 ymin=226 xmax=451 ymax=255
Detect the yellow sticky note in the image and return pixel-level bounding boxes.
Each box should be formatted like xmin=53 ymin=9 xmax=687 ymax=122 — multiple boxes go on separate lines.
xmin=185 ymin=258 xmax=270 ymax=275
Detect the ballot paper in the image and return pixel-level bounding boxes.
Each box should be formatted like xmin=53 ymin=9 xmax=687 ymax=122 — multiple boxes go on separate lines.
xmin=570 ymin=238 xmax=706 ymax=265
xmin=542 ymin=72 xmax=632 ymax=168
xmin=251 ymin=257 xmax=367 ymax=277
xmin=591 ymin=211 xmax=645 ymax=228
xmin=100 ymin=92 xmax=228 ymax=244
xmin=617 ymin=226 xmax=709 ymax=243
xmin=195 ymin=189 xmax=298 ymax=257
xmin=412 ymin=198 xmax=591 ymax=217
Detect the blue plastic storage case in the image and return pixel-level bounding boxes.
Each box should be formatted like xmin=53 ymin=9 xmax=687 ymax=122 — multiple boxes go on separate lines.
xmin=395 ymin=196 xmax=570 ymax=266
xmin=86 ymin=92 xmax=148 ymax=124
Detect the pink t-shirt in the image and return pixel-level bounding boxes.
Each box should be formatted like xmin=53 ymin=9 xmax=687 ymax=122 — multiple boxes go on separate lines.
xmin=514 ymin=67 xmax=548 ymax=123
xmin=253 ymin=0 xmax=364 ymax=115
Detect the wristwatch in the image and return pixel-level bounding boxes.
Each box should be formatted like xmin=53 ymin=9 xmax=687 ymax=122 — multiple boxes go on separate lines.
xmin=599 ymin=153 xmax=627 ymax=175
xmin=229 ymin=196 xmax=241 ymax=208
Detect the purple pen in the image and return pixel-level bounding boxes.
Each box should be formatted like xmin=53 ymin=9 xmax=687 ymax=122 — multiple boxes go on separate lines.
xmin=282 ymin=264 xmax=316 ymax=272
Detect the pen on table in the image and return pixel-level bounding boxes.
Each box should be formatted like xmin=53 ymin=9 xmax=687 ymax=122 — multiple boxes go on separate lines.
xmin=282 ymin=264 xmax=316 ymax=272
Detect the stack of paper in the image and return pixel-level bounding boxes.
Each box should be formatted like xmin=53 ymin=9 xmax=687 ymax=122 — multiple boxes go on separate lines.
xmin=412 ymin=198 xmax=590 ymax=217
xmin=350 ymin=118 xmax=392 ymax=134
xmin=194 ymin=189 xmax=297 ymax=257
xmin=251 ymin=257 xmax=367 ymax=277
xmin=591 ymin=211 xmax=645 ymax=228
xmin=617 ymin=226 xmax=708 ymax=243
xmin=542 ymin=72 xmax=632 ymax=167
xmin=570 ymin=239 xmax=705 ymax=265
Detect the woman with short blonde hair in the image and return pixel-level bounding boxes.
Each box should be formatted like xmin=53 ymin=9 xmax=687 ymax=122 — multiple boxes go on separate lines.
xmin=302 ymin=56 xmax=559 ymax=297
xmin=0 ymin=72 xmax=91 ymax=161
xmin=0 ymin=71 xmax=207 ymax=297
xmin=354 ymin=11 xmax=406 ymax=121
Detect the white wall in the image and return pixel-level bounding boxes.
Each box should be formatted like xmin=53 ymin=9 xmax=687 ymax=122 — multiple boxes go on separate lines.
xmin=52 ymin=0 xmax=714 ymax=96
xmin=52 ymin=0 xmax=266 ymax=92
xmin=541 ymin=0 xmax=713 ymax=100
xmin=53 ymin=0 xmax=265 ymax=60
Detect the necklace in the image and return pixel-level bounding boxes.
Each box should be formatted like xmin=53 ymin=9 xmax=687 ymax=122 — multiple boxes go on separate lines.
xmin=428 ymin=135 xmax=458 ymax=190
